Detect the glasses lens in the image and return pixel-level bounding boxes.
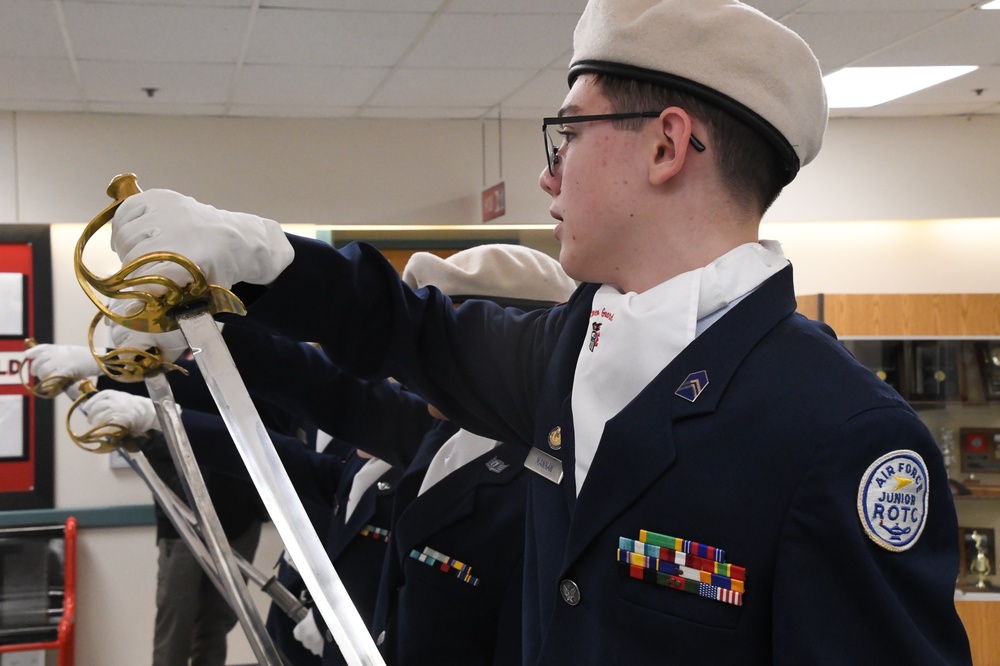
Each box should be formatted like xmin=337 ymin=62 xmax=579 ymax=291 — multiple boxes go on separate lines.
xmin=544 ymin=125 xmax=560 ymax=176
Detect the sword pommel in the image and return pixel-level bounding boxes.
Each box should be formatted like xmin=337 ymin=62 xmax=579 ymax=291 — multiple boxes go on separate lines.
xmin=107 ymin=173 xmax=141 ymax=200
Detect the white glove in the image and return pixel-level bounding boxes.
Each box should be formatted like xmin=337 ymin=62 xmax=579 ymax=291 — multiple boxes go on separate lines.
xmin=23 ymin=344 xmax=100 ymax=380
xmin=84 ymin=390 xmax=161 ymax=436
xmin=110 ymin=189 xmax=294 ymax=290
xmin=292 ymin=608 xmax=324 ymax=657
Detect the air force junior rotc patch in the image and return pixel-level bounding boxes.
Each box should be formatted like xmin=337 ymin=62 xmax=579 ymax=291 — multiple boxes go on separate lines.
xmin=857 ymin=450 xmax=929 ymax=552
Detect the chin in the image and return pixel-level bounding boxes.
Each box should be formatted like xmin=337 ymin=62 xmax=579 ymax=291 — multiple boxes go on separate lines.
xmin=558 ymin=254 xmax=586 ymax=284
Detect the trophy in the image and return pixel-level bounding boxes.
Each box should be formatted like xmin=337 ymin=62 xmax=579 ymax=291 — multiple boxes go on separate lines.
xmin=970 ymin=530 xmax=994 ymax=590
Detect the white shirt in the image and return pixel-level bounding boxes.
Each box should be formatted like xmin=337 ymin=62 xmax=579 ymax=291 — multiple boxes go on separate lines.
xmin=571 ymin=241 xmax=788 ymax=495
xmin=418 ymin=429 xmax=500 ymax=496
xmin=343 ymin=457 xmax=392 ymax=522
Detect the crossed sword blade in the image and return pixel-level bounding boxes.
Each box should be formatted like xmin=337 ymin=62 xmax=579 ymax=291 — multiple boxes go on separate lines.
xmin=167 ymin=307 xmax=385 ymax=666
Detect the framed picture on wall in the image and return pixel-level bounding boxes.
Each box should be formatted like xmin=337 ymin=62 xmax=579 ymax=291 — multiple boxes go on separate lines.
xmin=0 ymin=225 xmax=55 ymax=510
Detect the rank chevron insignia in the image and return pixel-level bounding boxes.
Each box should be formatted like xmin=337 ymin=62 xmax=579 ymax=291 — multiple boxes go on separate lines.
xmin=675 ymin=370 xmax=709 ymax=402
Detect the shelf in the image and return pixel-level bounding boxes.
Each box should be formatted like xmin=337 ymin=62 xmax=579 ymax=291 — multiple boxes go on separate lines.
xmin=955 ymin=485 xmax=1000 ymax=499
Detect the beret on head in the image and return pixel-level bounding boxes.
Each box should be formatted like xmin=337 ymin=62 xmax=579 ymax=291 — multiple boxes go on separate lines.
xmin=570 ymin=0 xmax=828 ymax=184
xmin=402 ymin=244 xmax=577 ymax=308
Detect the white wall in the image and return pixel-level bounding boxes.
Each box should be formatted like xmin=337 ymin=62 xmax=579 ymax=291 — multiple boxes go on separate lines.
xmin=3 ymin=110 xmax=1000 ymax=664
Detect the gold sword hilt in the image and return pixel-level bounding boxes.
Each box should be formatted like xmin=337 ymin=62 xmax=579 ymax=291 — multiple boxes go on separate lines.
xmin=74 ymin=173 xmax=246 ymax=381
xmin=75 ymin=173 xmax=246 ymax=334
xmin=19 ymin=338 xmax=74 ymax=399
xmin=65 ymin=379 xmax=139 ymax=454
xmin=19 ymin=339 xmax=137 ymax=453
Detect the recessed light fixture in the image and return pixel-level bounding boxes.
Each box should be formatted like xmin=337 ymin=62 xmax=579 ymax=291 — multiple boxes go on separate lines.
xmin=980 ymin=1 xmax=1000 ymax=9
xmin=823 ymin=66 xmax=978 ymax=108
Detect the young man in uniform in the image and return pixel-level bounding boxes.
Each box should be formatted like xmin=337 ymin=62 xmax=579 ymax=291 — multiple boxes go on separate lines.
xmin=104 ymin=0 xmax=972 ymax=663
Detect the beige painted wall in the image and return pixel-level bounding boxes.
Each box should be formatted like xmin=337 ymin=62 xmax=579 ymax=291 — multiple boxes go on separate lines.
xmin=3 ymin=110 xmax=1000 ymax=664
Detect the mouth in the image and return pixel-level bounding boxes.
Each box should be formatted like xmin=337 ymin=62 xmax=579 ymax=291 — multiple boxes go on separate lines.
xmin=551 ymin=212 xmax=563 ymax=240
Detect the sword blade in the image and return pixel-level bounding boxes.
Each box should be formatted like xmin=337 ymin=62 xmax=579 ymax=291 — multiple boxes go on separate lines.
xmin=124 ymin=448 xmax=309 ymax=626
xmin=144 ymin=373 xmax=285 ymax=666
xmin=175 ymin=308 xmax=384 ymax=666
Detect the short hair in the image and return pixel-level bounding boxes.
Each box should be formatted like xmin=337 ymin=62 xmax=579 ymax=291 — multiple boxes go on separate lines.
xmin=594 ymin=73 xmax=785 ymax=215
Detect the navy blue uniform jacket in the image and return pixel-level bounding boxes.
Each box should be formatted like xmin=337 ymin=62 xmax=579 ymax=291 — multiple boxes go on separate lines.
xmin=230 ymin=236 xmax=971 ymax=665
xmin=371 ymin=422 xmax=526 ymax=666
xmin=222 ymin=324 xmax=527 ymax=665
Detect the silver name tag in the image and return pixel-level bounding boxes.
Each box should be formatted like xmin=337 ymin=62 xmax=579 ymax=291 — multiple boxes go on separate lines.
xmin=524 ymin=447 xmax=564 ymax=485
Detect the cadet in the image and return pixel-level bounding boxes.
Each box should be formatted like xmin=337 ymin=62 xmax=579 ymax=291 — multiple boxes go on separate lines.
xmin=105 ymin=0 xmax=972 ymax=662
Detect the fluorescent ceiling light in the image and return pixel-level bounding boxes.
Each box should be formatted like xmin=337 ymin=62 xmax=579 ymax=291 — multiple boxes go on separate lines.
xmin=823 ymin=66 xmax=978 ymax=108
xmin=980 ymin=1 xmax=1000 ymax=8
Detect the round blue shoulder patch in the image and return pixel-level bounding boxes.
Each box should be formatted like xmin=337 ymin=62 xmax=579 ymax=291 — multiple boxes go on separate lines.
xmin=857 ymin=450 xmax=929 ymax=552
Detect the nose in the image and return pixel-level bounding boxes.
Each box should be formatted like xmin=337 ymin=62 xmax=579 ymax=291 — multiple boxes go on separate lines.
xmin=539 ymin=164 xmax=559 ymax=196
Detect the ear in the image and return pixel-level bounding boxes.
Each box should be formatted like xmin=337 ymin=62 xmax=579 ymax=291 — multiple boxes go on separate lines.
xmin=649 ymin=107 xmax=697 ymax=186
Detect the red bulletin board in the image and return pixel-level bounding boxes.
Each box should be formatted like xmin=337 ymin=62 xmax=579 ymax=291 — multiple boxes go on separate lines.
xmin=0 ymin=225 xmax=54 ymax=510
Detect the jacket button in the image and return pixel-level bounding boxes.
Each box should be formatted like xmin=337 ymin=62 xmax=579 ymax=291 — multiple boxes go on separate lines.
xmin=560 ymin=579 xmax=581 ymax=605
xmin=376 ymin=630 xmax=386 ymax=646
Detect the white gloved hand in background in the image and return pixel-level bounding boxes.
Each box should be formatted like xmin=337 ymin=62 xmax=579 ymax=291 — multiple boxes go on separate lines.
xmin=23 ymin=344 xmax=100 ymax=380
xmin=292 ymin=608 xmax=325 ymax=657
xmin=110 ymin=189 xmax=294 ymax=291
xmin=84 ymin=390 xmax=161 ymax=436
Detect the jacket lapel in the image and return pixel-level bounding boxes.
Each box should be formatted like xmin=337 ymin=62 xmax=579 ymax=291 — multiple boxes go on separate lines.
xmin=562 ymin=266 xmax=798 ymax=565
xmin=393 ymin=441 xmax=523 ymax=550
xmin=329 ymin=462 xmax=398 ymax=557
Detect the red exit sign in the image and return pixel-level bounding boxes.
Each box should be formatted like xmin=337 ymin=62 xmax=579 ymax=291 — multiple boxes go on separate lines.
xmin=482 ymin=182 xmax=506 ymax=222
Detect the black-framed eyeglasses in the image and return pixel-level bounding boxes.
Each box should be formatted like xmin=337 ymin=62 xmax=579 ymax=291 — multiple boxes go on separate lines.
xmin=542 ymin=112 xmax=707 ymax=177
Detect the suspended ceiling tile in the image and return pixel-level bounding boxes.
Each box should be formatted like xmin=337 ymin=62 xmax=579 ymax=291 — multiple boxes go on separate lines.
xmin=232 ymin=64 xmax=388 ymax=106
xmin=77 ymin=61 xmax=234 ymax=104
xmin=370 ymin=67 xmax=537 ymax=109
xmin=63 ymin=2 xmax=250 ymax=63
xmin=403 ymin=13 xmax=579 ymax=69
xmin=1 ymin=0 xmax=69 ymax=59
xmin=247 ymin=8 xmax=433 ymax=67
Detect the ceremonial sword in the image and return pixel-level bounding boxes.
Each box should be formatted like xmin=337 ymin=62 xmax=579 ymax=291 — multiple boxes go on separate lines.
xmin=74 ymin=174 xmax=385 ymax=666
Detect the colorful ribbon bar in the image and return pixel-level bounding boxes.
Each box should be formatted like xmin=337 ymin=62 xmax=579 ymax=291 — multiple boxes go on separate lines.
xmin=617 ymin=550 xmax=743 ymax=606
xmin=619 ymin=537 xmax=746 ymax=582
xmin=639 ymin=529 xmax=726 ymax=563
xmin=409 ymin=547 xmax=480 ymax=586
xmin=359 ymin=524 xmax=390 ymax=541
xmin=618 ymin=548 xmax=744 ymax=593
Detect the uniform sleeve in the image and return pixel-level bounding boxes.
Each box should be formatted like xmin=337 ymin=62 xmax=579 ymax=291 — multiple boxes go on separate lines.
xmin=221 ymin=320 xmax=435 ymax=468
xmin=233 ymin=235 xmax=573 ymax=449
xmin=180 ymin=408 xmax=344 ymax=511
xmin=772 ymin=406 xmax=971 ymax=664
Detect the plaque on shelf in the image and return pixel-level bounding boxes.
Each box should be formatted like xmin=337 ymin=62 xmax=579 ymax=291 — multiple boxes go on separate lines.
xmin=909 ymin=341 xmax=965 ymax=403
xmin=959 ymin=428 xmax=1000 ymax=474
xmin=841 ymin=340 xmax=904 ymax=394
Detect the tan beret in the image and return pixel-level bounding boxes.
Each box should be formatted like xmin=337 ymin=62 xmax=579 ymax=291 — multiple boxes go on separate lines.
xmin=402 ymin=244 xmax=577 ymax=307
xmin=570 ymin=0 xmax=827 ymax=183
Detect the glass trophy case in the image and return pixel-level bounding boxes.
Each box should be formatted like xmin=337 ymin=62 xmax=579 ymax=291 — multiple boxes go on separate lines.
xmin=842 ymin=338 xmax=1000 ymax=590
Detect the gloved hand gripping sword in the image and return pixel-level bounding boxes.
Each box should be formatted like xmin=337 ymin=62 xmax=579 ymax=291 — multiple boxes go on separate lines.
xmin=75 ymin=174 xmax=383 ymax=666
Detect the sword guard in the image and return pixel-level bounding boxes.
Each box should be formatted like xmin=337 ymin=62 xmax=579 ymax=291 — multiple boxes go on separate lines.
xmin=86 ymin=312 xmax=189 ymax=383
xmin=19 ymin=338 xmax=74 ymax=399
xmin=65 ymin=379 xmax=140 ymax=454
xmin=75 ymin=173 xmax=246 ymax=336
